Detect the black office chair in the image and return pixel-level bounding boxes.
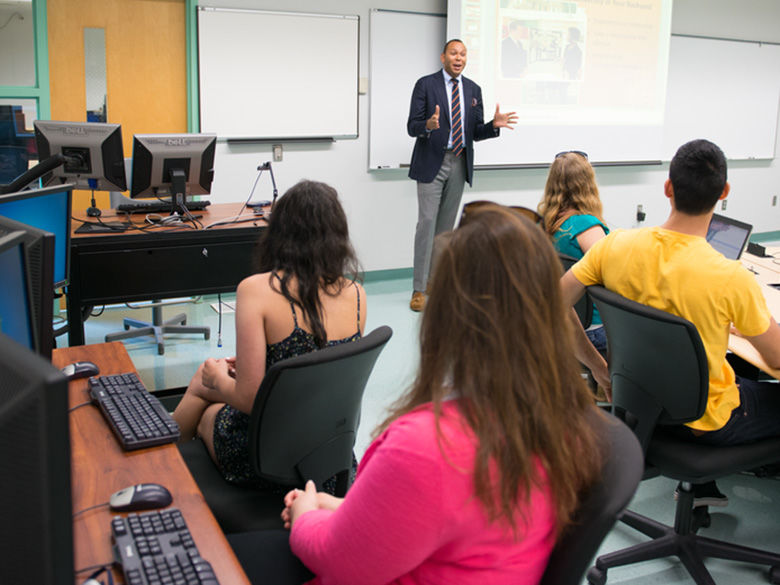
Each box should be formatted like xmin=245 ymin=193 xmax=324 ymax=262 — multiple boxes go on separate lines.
xmin=539 ymin=409 xmax=643 ymax=585
xmin=558 ymin=253 xmax=592 ymax=330
xmin=586 ymin=285 xmax=780 ymax=585
xmin=179 ymin=325 xmax=393 ymax=534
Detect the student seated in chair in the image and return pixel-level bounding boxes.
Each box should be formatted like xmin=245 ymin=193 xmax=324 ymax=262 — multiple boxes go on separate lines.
xmin=229 ymin=204 xmax=605 ymax=584
xmin=538 ymin=149 xmax=609 ymax=353
xmin=173 ymin=180 xmax=365 ymax=490
xmin=562 ymin=139 xmax=780 ymax=507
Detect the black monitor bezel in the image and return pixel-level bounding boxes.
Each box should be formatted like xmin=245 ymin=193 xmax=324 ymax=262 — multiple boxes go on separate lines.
xmin=0 ymin=332 xmax=73 ymax=584
xmin=0 ymin=184 xmax=73 ymax=289
xmin=707 ymin=213 xmax=753 ymax=260
xmin=0 ymin=230 xmax=37 ymax=352
xmin=0 ymin=215 xmax=56 ymax=359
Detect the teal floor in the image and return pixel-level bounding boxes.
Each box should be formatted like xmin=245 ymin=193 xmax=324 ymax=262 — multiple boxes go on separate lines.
xmin=58 ymin=275 xmax=780 ymax=584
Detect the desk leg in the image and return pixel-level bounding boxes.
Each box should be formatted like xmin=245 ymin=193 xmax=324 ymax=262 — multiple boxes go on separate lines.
xmin=66 ymin=289 xmax=86 ymax=346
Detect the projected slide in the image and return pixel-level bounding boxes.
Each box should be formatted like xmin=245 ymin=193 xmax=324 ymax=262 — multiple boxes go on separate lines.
xmin=448 ymin=0 xmax=673 ymax=165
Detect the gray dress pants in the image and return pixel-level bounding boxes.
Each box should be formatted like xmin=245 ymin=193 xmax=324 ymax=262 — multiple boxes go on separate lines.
xmin=413 ymin=151 xmax=467 ymax=292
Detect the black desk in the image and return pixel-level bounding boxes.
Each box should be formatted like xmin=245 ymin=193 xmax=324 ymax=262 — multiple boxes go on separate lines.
xmin=66 ymin=203 xmax=266 ymax=346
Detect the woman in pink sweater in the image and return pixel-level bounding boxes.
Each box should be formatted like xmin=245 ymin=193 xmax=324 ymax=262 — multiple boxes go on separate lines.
xmin=230 ymin=203 xmax=604 ymax=584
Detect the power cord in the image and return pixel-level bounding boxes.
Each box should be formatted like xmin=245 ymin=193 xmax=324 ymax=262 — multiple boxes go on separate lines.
xmin=217 ymin=293 xmax=223 ymax=348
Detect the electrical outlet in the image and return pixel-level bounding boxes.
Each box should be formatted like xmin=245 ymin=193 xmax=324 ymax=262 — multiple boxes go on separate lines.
xmin=636 ymin=204 xmax=646 ymax=223
xmin=773 ymin=195 xmax=777 ymax=207
xmin=721 ymin=199 xmax=727 ymax=210
xmin=273 ymin=144 xmax=283 ymax=162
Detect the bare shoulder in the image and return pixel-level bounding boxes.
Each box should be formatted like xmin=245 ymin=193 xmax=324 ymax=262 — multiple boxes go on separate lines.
xmin=237 ymin=272 xmax=278 ymax=302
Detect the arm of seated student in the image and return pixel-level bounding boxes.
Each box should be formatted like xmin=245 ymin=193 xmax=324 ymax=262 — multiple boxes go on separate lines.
xmin=288 ymin=447 xmax=446 ymax=585
xmin=199 ymin=277 xmax=268 ymax=413
xmin=575 ymin=225 xmax=606 ymax=254
xmin=561 ymin=270 xmax=611 ymax=393
xmin=282 ymin=486 xmax=344 ymax=530
xmin=743 ymin=317 xmax=780 ymax=370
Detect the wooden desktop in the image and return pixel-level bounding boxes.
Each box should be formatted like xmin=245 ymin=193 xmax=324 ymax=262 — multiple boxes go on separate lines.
xmin=66 ymin=202 xmax=267 ymax=346
xmin=53 ymin=342 xmax=251 ymax=585
xmin=728 ymin=247 xmax=780 ymax=379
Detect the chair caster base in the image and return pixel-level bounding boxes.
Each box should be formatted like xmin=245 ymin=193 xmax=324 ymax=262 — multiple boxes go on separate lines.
xmin=770 ymin=565 xmax=780 ymax=584
xmin=586 ymin=566 xmax=607 ymax=585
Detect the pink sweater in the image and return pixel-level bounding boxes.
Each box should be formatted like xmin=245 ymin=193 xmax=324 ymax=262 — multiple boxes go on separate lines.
xmin=290 ymin=402 xmax=557 ymax=585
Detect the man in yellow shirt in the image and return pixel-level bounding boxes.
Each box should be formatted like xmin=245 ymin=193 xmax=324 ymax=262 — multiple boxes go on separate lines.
xmin=562 ymin=139 xmax=780 ymax=505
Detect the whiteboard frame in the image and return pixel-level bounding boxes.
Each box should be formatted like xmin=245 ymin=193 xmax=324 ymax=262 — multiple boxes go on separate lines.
xmin=198 ymin=6 xmax=360 ymax=141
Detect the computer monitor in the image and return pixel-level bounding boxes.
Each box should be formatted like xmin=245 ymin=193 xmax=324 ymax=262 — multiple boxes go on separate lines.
xmin=130 ymin=133 xmax=216 ymax=211
xmin=0 ymin=332 xmax=73 ymax=585
xmin=0 ymin=184 xmax=73 ymax=288
xmin=706 ymin=213 xmax=753 ymax=260
xmin=34 ymin=120 xmax=127 ymax=192
xmin=0 ymin=215 xmax=55 ymax=359
xmin=0 ymin=229 xmax=36 ymax=351
xmin=0 ymin=105 xmax=33 ymax=185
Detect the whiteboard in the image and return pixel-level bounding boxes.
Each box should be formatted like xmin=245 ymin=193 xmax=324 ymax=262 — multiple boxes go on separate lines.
xmin=663 ymin=36 xmax=780 ymax=160
xmin=368 ymin=9 xmax=446 ymax=169
xmin=198 ymin=7 xmax=359 ymax=140
xmin=368 ymin=11 xmax=780 ymax=165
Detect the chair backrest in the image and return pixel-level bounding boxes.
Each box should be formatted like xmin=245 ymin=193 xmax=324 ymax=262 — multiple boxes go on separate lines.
xmin=588 ymin=286 xmax=709 ymax=450
xmin=248 ymin=325 xmax=392 ymax=491
xmin=539 ymin=409 xmax=643 ymax=585
xmin=558 ymin=253 xmax=592 ymax=329
xmin=458 ymin=200 xmax=542 ymax=227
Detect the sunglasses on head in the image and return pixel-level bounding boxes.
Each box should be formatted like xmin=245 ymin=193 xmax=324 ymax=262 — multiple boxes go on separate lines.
xmin=555 ymin=150 xmax=588 ymax=160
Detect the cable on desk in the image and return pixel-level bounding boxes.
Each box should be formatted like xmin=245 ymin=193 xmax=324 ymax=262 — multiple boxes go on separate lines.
xmin=69 ymin=400 xmax=93 ymax=412
xmin=203 ymin=168 xmax=265 ymax=229
xmin=205 ymin=215 xmax=264 ymax=229
xmin=76 ymin=563 xmax=115 ymax=585
xmin=72 ymin=501 xmax=109 ymax=518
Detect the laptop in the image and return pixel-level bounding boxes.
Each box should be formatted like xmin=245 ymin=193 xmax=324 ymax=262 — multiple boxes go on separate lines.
xmin=706 ymin=213 xmax=753 ymax=260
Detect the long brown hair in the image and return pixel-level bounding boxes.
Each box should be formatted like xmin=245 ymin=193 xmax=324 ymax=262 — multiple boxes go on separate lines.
xmin=538 ymin=152 xmax=604 ymax=236
xmin=256 ymin=180 xmax=360 ymax=347
xmin=377 ymin=204 xmax=603 ymax=536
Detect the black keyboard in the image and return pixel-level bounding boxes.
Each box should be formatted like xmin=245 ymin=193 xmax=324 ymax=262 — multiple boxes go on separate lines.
xmin=116 ymin=199 xmax=211 ymax=214
xmin=89 ymin=373 xmax=180 ymax=450
xmin=112 ymin=508 xmax=220 ymax=585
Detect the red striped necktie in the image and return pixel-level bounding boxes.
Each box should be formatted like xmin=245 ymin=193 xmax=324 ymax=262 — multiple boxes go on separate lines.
xmin=451 ymin=78 xmax=463 ymax=157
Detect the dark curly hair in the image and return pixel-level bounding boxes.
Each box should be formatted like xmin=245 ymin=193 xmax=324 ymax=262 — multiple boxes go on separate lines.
xmin=256 ymin=180 xmax=360 ymax=346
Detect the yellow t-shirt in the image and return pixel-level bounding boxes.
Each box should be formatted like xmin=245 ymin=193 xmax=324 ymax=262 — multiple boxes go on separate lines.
xmin=572 ymin=226 xmax=771 ymax=431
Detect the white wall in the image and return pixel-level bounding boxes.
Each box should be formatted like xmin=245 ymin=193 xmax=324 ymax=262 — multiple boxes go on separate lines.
xmin=203 ymin=0 xmax=780 ymax=273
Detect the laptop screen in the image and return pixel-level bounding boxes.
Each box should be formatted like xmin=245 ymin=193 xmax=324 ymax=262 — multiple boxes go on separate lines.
xmin=706 ymin=213 xmax=752 ymax=260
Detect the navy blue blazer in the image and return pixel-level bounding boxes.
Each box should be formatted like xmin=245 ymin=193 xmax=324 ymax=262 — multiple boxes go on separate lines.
xmin=407 ymin=70 xmax=499 ymax=186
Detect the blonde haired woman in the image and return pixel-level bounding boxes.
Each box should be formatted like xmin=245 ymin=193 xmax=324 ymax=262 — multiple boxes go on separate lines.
xmin=538 ymin=150 xmax=608 ymax=351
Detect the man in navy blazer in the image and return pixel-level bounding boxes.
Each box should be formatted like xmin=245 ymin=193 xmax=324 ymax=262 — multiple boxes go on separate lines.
xmin=407 ymin=39 xmax=517 ymax=311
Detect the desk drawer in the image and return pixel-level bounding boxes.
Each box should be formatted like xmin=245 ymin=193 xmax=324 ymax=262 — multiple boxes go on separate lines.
xmin=73 ymin=240 xmax=258 ymax=304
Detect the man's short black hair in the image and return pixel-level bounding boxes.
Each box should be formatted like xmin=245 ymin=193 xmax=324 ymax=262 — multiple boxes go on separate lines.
xmin=669 ymin=139 xmax=727 ymax=215
xmin=443 ymin=38 xmax=465 ymax=53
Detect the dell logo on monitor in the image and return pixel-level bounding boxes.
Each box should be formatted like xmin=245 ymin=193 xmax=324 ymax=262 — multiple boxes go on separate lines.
xmin=64 ymin=127 xmax=87 ymax=135
xmin=166 ymin=138 xmax=189 ymax=146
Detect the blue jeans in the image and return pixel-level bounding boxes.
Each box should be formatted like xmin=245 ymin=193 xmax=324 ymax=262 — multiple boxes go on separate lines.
xmin=676 ymin=376 xmax=780 ymax=446
xmin=586 ymin=325 xmax=607 ymax=355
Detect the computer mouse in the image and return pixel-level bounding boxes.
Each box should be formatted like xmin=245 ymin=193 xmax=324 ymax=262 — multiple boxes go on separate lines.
xmin=61 ymin=361 xmax=100 ymax=380
xmin=109 ymin=483 xmax=173 ymax=512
